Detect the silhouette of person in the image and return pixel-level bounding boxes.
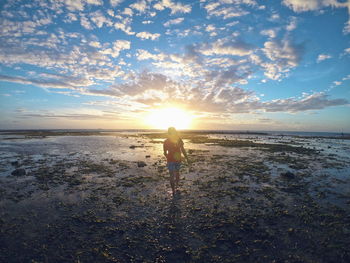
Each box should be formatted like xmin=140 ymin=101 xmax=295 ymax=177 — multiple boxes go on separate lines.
xmin=163 ymin=127 xmax=189 ymax=196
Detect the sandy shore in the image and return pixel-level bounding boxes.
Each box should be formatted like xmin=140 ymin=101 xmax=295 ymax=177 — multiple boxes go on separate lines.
xmin=0 ymin=131 xmax=349 ymax=262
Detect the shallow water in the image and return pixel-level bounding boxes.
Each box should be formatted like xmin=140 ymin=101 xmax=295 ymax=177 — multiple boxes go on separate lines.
xmin=1 ymin=132 xmax=349 ymax=262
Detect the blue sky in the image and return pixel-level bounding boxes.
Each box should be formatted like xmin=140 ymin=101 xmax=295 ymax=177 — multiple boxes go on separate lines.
xmin=0 ymin=0 xmax=349 ymax=131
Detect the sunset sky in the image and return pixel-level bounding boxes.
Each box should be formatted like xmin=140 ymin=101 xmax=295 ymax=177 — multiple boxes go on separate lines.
xmin=0 ymin=0 xmax=349 ymax=131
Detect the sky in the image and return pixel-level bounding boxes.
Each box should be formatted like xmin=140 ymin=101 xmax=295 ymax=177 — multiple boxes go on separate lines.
xmin=0 ymin=0 xmax=349 ymax=132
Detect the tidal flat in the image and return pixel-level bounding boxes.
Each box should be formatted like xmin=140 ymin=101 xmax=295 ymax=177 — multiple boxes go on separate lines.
xmin=0 ymin=131 xmax=349 ymax=263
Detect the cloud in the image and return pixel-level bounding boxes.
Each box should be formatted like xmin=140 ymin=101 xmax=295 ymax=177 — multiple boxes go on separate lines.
xmin=114 ymin=17 xmax=135 ymax=35
xmin=89 ymin=41 xmax=101 ymax=48
xmin=164 ymin=17 xmax=184 ymax=27
xmin=88 ymin=71 xmax=170 ymax=97
xmin=86 ymin=0 xmax=103 ymax=5
xmin=261 ymin=39 xmax=304 ymax=80
xmin=0 ymin=73 xmax=91 ymax=90
xmin=286 ymin=16 xmax=298 ymax=31
xmin=204 ymin=0 xmax=250 ymax=19
xmin=317 ymin=54 xmax=332 ymax=62
xmin=90 ymin=10 xmax=112 ymax=28
xmin=200 ymin=38 xmax=253 ymax=56
xmin=136 ymin=49 xmax=166 ymax=61
xmin=205 ymin=24 xmax=216 ymax=32
xmin=16 ymin=109 xmax=121 ymax=120
xmin=154 ymin=0 xmax=192 ymax=15
xmin=63 ymin=13 xmax=78 ymax=23
xmin=130 ymin=0 xmax=148 ymax=13
xmin=261 ymin=29 xmax=277 ymax=38
xmin=110 ymin=0 xmax=123 ymax=7
xmin=282 ymin=0 xmax=336 ymax=12
xmin=269 ymin=13 xmax=280 ymax=21
xmin=80 ymin=14 xmax=94 ymax=30
xmin=123 ymin=8 xmax=133 ymax=16
xmin=262 ymin=92 xmax=348 ymax=112
xmin=63 ymin=0 xmax=85 ymax=12
xmin=101 ymin=40 xmax=131 ymax=57
xmin=206 ymin=6 xmax=248 ymax=19
xmin=50 ymin=0 xmax=103 ymax=12
xmin=283 ymin=0 xmax=350 ymax=33
xmin=344 ymin=21 xmax=350 ymax=34
xmin=135 ymin=31 xmax=161 ymax=40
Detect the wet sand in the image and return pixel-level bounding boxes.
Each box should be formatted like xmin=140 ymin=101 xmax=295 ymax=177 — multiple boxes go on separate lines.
xmin=0 ymin=131 xmax=349 ymax=262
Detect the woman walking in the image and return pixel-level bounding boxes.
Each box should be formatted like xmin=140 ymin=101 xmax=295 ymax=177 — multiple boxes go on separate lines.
xmin=163 ymin=127 xmax=189 ymax=196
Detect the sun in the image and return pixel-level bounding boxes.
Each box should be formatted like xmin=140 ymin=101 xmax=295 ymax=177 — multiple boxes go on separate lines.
xmin=145 ymin=107 xmax=193 ymax=130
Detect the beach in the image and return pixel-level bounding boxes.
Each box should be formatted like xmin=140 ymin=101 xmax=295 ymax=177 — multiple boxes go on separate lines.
xmin=0 ymin=130 xmax=349 ymax=262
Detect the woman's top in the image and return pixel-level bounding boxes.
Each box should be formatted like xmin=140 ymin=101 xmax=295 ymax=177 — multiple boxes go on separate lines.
xmin=163 ymin=138 xmax=184 ymax=163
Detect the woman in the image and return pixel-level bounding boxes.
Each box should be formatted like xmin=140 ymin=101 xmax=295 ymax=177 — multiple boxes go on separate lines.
xmin=163 ymin=127 xmax=189 ymax=196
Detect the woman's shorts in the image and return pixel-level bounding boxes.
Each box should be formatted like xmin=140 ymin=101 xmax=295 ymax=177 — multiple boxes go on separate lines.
xmin=167 ymin=162 xmax=181 ymax=172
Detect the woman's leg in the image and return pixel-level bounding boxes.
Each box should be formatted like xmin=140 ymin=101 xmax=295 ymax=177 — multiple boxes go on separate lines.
xmin=169 ymin=170 xmax=175 ymax=194
xmin=174 ymin=170 xmax=180 ymax=190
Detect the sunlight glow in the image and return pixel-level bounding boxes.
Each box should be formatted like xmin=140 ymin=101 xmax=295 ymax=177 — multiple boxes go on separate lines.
xmin=145 ymin=107 xmax=193 ymax=129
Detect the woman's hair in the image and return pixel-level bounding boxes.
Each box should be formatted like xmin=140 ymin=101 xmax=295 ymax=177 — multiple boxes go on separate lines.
xmin=168 ymin=126 xmax=177 ymax=135
xmin=168 ymin=127 xmax=180 ymax=143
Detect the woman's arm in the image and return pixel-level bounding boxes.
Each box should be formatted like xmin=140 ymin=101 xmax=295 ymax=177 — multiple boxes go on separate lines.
xmin=180 ymin=144 xmax=189 ymax=163
xmin=163 ymin=142 xmax=168 ymax=158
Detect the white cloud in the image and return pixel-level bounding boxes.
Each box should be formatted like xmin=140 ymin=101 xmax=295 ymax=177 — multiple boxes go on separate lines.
xmin=15 ymin=108 xmax=121 ymax=120
xmin=114 ymin=20 xmax=135 ymax=35
xmin=263 ymin=39 xmax=302 ymax=67
xmin=154 ymin=0 xmax=192 ymax=15
xmin=136 ymin=49 xmax=166 ymax=61
xmin=286 ymin=16 xmax=298 ymax=31
xmin=203 ymin=0 xmax=258 ymax=19
xmin=136 ymin=31 xmax=160 ymax=40
xmin=80 ymin=14 xmax=93 ymax=30
xmin=90 ymin=11 xmax=111 ymax=28
xmin=89 ymin=41 xmax=101 ymax=48
xmin=86 ymin=0 xmax=103 ymax=5
xmin=107 ymin=9 xmax=115 ymax=17
xmin=344 ymin=20 xmax=350 ymax=34
xmin=317 ymin=54 xmax=332 ymax=63
xmin=130 ymin=0 xmax=148 ymax=13
xmin=63 ymin=0 xmax=85 ymax=12
xmin=227 ymin=21 xmax=239 ymax=27
xmin=164 ymin=17 xmax=184 ymax=27
xmin=342 ymin=74 xmax=350 ymax=81
xmin=204 ymin=2 xmax=220 ymax=12
xmin=206 ymin=5 xmax=248 ymax=19
xmin=283 ymin=0 xmax=350 ymax=34
xmin=83 ymin=72 xmax=348 ymax=114
xmin=123 ymin=8 xmax=133 ymax=16
xmin=0 ymin=73 xmax=92 ymax=90
xmin=261 ymin=29 xmax=277 ymax=38
xmin=262 ymin=92 xmax=348 ymax=112
xmin=101 ymin=40 xmax=131 ymax=58
xmin=200 ymin=39 xmax=253 ymax=56
xmin=63 ymin=13 xmax=78 ymax=23
xmin=269 ymin=13 xmax=280 ymax=21
xmin=259 ymin=39 xmax=304 ymax=80
xmin=283 ymin=0 xmax=329 ymax=12
xmin=110 ymin=0 xmax=123 ymax=7
xmin=205 ymin=24 xmax=216 ymax=32
xmin=345 ymin=47 xmax=350 ymax=54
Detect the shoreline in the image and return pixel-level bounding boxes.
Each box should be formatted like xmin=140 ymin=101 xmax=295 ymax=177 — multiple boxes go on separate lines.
xmin=1 ymin=129 xmax=349 ymax=140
